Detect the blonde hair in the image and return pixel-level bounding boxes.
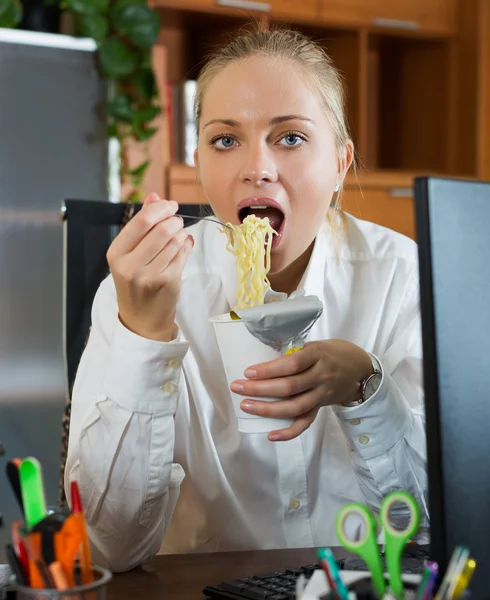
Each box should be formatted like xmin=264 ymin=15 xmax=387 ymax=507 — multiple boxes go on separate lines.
xmin=194 ymin=28 xmax=354 ymax=228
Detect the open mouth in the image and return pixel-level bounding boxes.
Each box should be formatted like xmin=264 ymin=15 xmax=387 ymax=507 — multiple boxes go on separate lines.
xmin=237 ymin=198 xmax=286 ymax=249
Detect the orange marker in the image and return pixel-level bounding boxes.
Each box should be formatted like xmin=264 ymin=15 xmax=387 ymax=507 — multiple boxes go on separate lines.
xmin=48 ymin=562 xmax=69 ymax=590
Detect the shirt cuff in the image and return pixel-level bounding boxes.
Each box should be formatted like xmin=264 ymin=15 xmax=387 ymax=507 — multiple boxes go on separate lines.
xmin=331 ymin=355 xmax=413 ymax=460
xmin=102 ymin=318 xmax=189 ymax=415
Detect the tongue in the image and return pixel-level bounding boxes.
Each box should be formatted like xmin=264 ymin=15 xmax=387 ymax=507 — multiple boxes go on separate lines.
xmin=249 ymin=207 xmax=283 ymax=232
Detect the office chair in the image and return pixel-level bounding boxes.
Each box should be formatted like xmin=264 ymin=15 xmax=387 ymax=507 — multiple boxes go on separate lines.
xmin=59 ymin=199 xmax=206 ymax=505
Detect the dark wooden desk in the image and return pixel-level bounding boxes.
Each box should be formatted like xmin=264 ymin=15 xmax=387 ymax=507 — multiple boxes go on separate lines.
xmin=107 ymin=548 xmax=350 ymax=600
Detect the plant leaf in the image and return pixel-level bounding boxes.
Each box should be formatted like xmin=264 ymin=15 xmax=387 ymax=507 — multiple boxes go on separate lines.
xmin=107 ymin=95 xmax=134 ymax=122
xmin=128 ymin=159 xmax=150 ymax=177
xmin=111 ymin=3 xmax=160 ymax=48
xmin=0 ymin=0 xmax=10 ymax=17
xmin=126 ymin=189 xmax=143 ymax=203
xmin=77 ymin=14 xmax=108 ymax=40
xmin=133 ymin=105 xmax=161 ymax=124
xmin=99 ymin=38 xmax=138 ymax=78
xmin=133 ymin=126 xmax=157 ymax=142
xmin=130 ymin=68 xmax=157 ymax=101
xmin=64 ymin=0 xmax=109 ymax=16
xmin=0 ymin=0 xmax=23 ymax=27
xmin=106 ymin=122 xmax=119 ymax=138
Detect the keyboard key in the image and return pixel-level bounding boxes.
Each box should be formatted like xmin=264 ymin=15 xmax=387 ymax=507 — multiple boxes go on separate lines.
xmin=220 ymin=580 xmax=245 ymax=593
xmin=244 ymin=585 xmax=273 ymax=599
xmin=257 ymin=572 xmax=284 ymax=580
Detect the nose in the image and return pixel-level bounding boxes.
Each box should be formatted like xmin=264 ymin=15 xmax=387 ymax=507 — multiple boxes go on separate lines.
xmin=240 ymin=146 xmax=278 ymax=186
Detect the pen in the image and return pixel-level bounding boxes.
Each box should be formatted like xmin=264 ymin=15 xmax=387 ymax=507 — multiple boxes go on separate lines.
xmin=48 ymin=561 xmax=70 ymax=590
xmin=6 ymin=458 xmax=24 ymax=515
xmin=71 ymin=480 xmax=94 ymax=585
xmin=435 ymin=546 xmax=469 ymax=600
xmin=318 ymin=548 xmax=340 ymax=599
xmin=416 ymin=561 xmax=439 ymax=600
xmin=11 ymin=521 xmax=30 ymax=584
xmin=451 ymin=558 xmax=476 ymax=600
xmin=319 ymin=548 xmax=350 ymax=600
xmin=6 ymin=543 xmax=27 ymax=586
xmin=21 ymin=529 xmax=55 ymax=589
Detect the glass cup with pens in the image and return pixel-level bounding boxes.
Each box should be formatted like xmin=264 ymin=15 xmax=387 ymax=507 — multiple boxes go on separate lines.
xmin=4 ymin=456 xmax=112 ymax=599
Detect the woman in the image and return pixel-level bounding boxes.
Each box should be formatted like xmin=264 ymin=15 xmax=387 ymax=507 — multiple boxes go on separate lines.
xmin=65 ymin=28 xmax=428 ymax=572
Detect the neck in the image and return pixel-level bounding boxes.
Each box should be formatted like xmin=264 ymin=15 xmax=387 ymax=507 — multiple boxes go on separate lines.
xmin=268 ymin=241 xmax=315 ymax=295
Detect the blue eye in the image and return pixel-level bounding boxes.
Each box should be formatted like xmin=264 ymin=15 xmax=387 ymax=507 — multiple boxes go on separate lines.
xmin=213 ymin=136 xmax=236 ymax=150
xmin=280 ymin=133 xmax=305 ymax=147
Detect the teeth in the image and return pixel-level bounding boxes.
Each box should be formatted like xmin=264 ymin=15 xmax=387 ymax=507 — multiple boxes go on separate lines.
xmin=250 ymin=205 xmax=268 ymax=209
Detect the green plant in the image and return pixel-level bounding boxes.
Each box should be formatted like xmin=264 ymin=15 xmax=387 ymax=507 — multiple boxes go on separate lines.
xmin=63 ymin=0 xmax=162 ymax=202
xmin=1 ymin=0 xmax=162 ymax=202
xmin=0 ymin=0 xmax=23 ymax=27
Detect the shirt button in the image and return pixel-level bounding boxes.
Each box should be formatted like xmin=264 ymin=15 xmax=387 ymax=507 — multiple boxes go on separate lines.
xmin=289 ymin=498 xmax=301 ymax=510
xmin=358 ymin=434 xmax=370 ymax=445
xmin=161 ymin=381 xmax=178 ymax=394
xmin=348 ymin=418 xmax=361 ymax=426
xmin=166 ymin=357 xmax=182 ymax=368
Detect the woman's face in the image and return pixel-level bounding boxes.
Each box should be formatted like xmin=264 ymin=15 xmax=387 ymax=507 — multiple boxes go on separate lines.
xmin=195 ymin=54 xmax=351 ymax=274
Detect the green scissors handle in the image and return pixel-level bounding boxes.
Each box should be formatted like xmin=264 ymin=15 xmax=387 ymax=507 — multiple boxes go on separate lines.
xmin=336 ymin=502 xmax=386 ymax=597
xmin=381 ymin=491 xmax=420 ymax=599
xmin=336 ymin=492 xmax=421 ymax=599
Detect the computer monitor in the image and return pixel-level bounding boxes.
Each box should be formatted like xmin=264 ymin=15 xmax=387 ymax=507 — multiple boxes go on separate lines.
xmin=414 ymin=176 xmax=490 ymax=600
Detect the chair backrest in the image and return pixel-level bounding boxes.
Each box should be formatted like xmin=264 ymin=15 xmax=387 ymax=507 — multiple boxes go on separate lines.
xmin=59 ymin=199 xmax=206 ymax=504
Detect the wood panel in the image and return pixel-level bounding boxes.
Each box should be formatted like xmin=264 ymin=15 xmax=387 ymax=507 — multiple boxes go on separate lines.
xmin=375 ymin=35 xmax=451 ymax=172
xmin=321 ymin=0 xmax=455 ymax=34
xmin=342 ymin=187 xmax=415 ymax=239
xmin=152 ymin=0 xmax=316 ymax=23
xmin=477 ymin=0 xmax=490 ymax=180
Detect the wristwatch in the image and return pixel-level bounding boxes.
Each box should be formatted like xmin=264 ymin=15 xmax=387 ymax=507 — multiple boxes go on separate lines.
xmin=358 ymin=354 xmax=382 ymax=404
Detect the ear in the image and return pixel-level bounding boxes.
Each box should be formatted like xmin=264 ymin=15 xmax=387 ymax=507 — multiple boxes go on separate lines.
xmin=194 ymin=148 xmax=199 ymax=174
xmin=337 ymin=140 xmax=354 ymax=183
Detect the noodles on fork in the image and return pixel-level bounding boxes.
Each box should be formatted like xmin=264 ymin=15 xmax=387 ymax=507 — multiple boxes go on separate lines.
xmin=222 ymin=215 xmax=277 ymax=309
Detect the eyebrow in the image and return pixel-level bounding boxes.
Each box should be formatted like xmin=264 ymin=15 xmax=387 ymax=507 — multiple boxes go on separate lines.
xmin=202 ymin=115 xmax=315 ymax=130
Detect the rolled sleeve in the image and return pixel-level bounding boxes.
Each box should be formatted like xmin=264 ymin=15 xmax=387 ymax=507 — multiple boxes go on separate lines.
xmin=102 ymin=318 xmax=189 ymax=414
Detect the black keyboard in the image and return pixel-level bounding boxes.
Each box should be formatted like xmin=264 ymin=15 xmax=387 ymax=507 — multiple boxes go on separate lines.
xmin=203 ymin=563 xmax=332 ymax=600
xmin=202 ymin=546 xmax=430 ymax=600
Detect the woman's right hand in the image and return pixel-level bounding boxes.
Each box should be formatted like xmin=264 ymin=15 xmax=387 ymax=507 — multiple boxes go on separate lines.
xmin=107 ymin=193 xmax=194 ymax=342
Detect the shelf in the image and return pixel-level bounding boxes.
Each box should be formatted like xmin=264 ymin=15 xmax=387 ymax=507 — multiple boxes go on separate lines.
xmin=152 ymin=0 xmax=456 ymax=36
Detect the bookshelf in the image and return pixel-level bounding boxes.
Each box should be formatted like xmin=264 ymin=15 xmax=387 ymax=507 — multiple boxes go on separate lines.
xmin=136 ymin=0 xmax=490 ymax=240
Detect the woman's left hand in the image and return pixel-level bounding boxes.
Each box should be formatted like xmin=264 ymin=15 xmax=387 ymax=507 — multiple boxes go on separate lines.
xmin=230 ymin=339 xmax=374 ymax=441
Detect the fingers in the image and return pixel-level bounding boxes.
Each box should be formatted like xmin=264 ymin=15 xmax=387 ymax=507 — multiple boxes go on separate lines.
xmin=268 ymin=406 xmax=320 ymax=442
xmin=131 ymin=215 xmax=185 ymax=266
xmin=153 ymin=230 xmax=194 ymax=275
xmin=243 ymin=344 xmax=318 ymax=380
xmin=232 ymin=365 xmax=316 ymax=398
xmin=108 ymin=195 xmax=179 ymax=258
xmin=164 ymin=234 xmax=194 ymax=277
xmin=240 ymin=388 xmax=320 ymax=420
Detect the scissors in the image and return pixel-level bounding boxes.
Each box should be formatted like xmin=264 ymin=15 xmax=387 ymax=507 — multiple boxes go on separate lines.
xmin=335 ymin=491 xmax=421 ymax=599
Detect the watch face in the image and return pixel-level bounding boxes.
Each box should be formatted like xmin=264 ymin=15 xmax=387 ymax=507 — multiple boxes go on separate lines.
xmin=365 ymin=373 xmax=382 ymax=397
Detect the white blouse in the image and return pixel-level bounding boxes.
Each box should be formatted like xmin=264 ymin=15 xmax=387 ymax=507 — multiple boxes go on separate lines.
xmin=65 ymin=213 xmax=428 ymax=572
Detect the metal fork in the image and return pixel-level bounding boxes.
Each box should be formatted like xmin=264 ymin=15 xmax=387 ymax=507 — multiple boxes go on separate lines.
xmin=177 ymin=213 xmax=233 ymax=230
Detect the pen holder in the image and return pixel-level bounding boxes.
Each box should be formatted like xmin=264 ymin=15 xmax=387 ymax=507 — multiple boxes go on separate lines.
xmin=319 ymin=576 xmax=472 ymax=600
xmin=320 ymin=576 xmax=419 ymax=600
xmin=7 ymin=565 xmax=111 ymax=600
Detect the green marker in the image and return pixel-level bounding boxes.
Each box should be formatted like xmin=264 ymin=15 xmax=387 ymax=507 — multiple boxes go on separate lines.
xmin=19 ymin=457 xmax=47 ymax=529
